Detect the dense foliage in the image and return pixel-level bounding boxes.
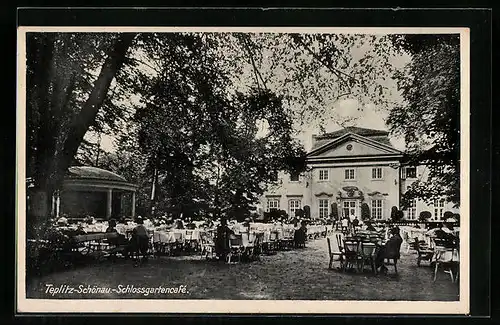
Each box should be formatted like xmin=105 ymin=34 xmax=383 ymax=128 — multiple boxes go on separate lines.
xmin=388 ymin=34 xmax=460 ymax=207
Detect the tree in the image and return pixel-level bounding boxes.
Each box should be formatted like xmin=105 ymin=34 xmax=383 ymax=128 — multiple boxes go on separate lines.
xmin=27 ymin=32 xmax=136 ymax=224
xmin=388 ymin=35 xmax=460 ymax=207
xmin=361 ymin=203 xmax=371 ymax=221
xmin=27 ymin=31 xmax=402 ymax=226
xmin=123 ymin=33 xmax=307 ymax=219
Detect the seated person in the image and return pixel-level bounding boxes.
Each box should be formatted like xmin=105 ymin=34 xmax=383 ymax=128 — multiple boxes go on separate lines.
xmin=214 ymin=218 xmax=235 ymax=260
xmin=129 ymin=217 xmax=150 ymax=264
xmin=105 ymin=219 xmax=128 ymax=247
xmin=433 ymin=223 xmax=458 ymax=247
xmin=106 ymin=219 xmax=118 ymax=233
xmin=375 ymin=226 xmax=403 ymax=274
xmin=365 ymin=221 xmax=376 ymax=232
xmin=186 ymin=218 xmax=197 ymax=230
xmin=174 ymin=219 xmax=185 ymax=229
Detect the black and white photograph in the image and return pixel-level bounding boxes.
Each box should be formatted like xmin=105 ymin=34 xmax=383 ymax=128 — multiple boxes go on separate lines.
xmin=17 ymin=23 xmax=469 ymax=314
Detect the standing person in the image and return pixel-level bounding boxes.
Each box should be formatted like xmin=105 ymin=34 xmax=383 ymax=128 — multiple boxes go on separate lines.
xmin=215 ymin=218 xmax=234 ymax=261
xmin=341 ymin=216 xmax=349 ymax=234
xmin=352 ymin=216 xmax=360 ymax=231
xmin=131 ymin=217 xmax=150 ymax=266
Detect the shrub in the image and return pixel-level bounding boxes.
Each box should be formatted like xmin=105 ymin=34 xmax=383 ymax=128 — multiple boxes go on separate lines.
xmin=443 ymin=211 xmax=454 ymax=220
xmin=361 ymin=203 xmax=371 ymax=220
xmin=390 ymin=206 xmax=398 ymax=220
xmin=303 ymin=205 xmax=311 ymax=218
xmin=419 ymin=210 xmax=432 ymax=222
xmin=295 ymin=209 xmax=304 ymax=218
xmin=330 ymin=203 xmax=339 ymax=220
xmin=263 ymin=209 xmax=287 ymax=222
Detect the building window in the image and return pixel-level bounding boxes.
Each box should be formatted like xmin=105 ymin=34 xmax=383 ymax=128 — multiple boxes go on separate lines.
xmin=267 ymin=199 xmax=280 ymax=212
xmin=318 ymin=199 xmax=329 ymax=218
xmin=372 ymin=167 xmax=383 ymax=179
xmin=345 ymin=169 xmax=355 ymax=180
xmin=289 ymin=199 xmax=301 ymax=216
xmin=407 ymin=199 xmax=417 ymax=220
xmin=402 ymin=166 xmax=417 ymax=179
xmin=433 ymin=198 xmax=445 ymax=220
xmin=318 ymin=169 xmax=329 ymax=181
xmin=371 ymin=200 xmax=383 ymax=219
xmin=290 ymin=172 xmax=300 ymax=182
xmin=343 ymin=200 xmax=357 ymax=218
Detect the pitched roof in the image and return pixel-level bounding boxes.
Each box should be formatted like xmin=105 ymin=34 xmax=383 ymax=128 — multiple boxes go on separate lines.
xmin=66 ymin=166 xmax=128 ymax=183
xmin=312 ymin=127 xmax=395 ymax=150
xmin=308 ymin=132 xmax=402 ymax=157
xmin=315 ymin=127 xmax=389 ymax=140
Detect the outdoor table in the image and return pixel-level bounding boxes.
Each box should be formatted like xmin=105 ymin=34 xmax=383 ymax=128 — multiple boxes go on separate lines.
xmin=153 ymin=231 xmax=176 ymax=244
xmin=432 ymin=247 xmax=459 ymax=263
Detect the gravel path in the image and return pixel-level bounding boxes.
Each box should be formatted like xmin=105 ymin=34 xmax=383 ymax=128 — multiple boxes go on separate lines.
xmin=26 ymin=234 xmax=459 ymax=301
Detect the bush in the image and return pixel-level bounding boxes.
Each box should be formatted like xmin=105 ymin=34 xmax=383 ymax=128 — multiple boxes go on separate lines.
xmin=419 ymin=210 xmax=432 ymax=222
xmin=295 ymin=209 xmax=304 ymax=218
xmin=361 ymin=203 xmax=371 ymax=220
xmin=443 ymin=211 xmax=454 ymax=220
xmin=330 ymin=203 xmax=339 ymax=220
xmin=390 ymin=206 xmax=398 ymax=220
xmin=303 ymin=205 xmax=311 ymax=218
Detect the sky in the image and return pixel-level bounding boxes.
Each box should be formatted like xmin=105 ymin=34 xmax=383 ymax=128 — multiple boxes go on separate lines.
xmin=88 ymin=33 xmax=410 ymax=155
xmin=95 ymin=98 xmax=405 ymax=154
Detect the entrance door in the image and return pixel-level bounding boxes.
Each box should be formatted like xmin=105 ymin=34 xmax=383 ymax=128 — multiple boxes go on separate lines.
xmin=343 ymin=200 xmax=357 ymax=218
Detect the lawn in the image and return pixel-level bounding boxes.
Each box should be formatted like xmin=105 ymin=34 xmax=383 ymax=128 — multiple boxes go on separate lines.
xmin=26 ymin=235 xmax=459 ymax=301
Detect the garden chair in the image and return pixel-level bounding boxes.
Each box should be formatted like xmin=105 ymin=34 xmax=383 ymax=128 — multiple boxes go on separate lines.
xmin=414 ymin=237 xmax=434 ymax=266
xmin=281 ymin=229 xmax=294 ymax=250
xmin=227 ymin=235 xmax=244 ymax=264
xmin=269 ymin=231 xmax=279 ymax=251
xmin=200 ymin=232 xmax=216 ymax=260
xmin=433 ymin=245 xmax=459 ymax=283
xmin=326 ymin=237 xmax=344 ymax=270
xmin=360 ymin=242 xmax=377 ymax=274
xmin=342 ymin=240 xmax=362 ymax=272
xmin=184 ymin=230 xmax=198 ymax=253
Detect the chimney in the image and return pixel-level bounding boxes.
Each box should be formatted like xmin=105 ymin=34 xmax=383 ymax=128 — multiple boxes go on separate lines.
xmin=311 ymin=134 xmax=318 ymax=150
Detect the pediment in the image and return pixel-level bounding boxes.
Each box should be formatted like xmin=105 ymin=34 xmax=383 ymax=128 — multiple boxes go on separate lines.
xmin=307 ymin=133 xmax=402 ymax=158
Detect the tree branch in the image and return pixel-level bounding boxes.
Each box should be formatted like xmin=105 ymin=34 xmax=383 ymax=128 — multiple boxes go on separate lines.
xmin=238 ymin=34 xmax=268 ymax=91
xmin=290 ymin=35 xmax=358 ymax=87
xmin=53 ymin=33 xmax=136 ymax=189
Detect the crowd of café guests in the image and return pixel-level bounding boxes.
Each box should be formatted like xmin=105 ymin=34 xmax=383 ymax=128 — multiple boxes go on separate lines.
xmin=48 ymin=211 xmax=458 ymax=269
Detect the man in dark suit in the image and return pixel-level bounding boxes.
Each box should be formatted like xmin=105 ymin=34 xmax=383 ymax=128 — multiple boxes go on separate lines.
xmin=375 ymin=226 xmax=403 ymax=274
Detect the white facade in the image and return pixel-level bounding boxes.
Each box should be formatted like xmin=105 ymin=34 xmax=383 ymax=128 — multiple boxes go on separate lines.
xmin=258 ymin=127 xmax=459 ymax=221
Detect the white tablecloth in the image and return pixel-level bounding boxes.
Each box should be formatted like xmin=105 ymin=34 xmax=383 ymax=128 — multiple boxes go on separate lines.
xmin=432 ymin=248 xmax=459 ymax=263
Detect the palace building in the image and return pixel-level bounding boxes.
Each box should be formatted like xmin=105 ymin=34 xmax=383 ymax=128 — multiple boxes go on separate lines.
xmin=258 ymin=127 xmax=459 ymax=221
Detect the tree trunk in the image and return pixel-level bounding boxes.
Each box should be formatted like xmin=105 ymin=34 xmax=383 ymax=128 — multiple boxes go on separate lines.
xmin=27 ymin=33 xmax=135 ymax=229
xmin=52 ymin=33 xmax=135 ymax=190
